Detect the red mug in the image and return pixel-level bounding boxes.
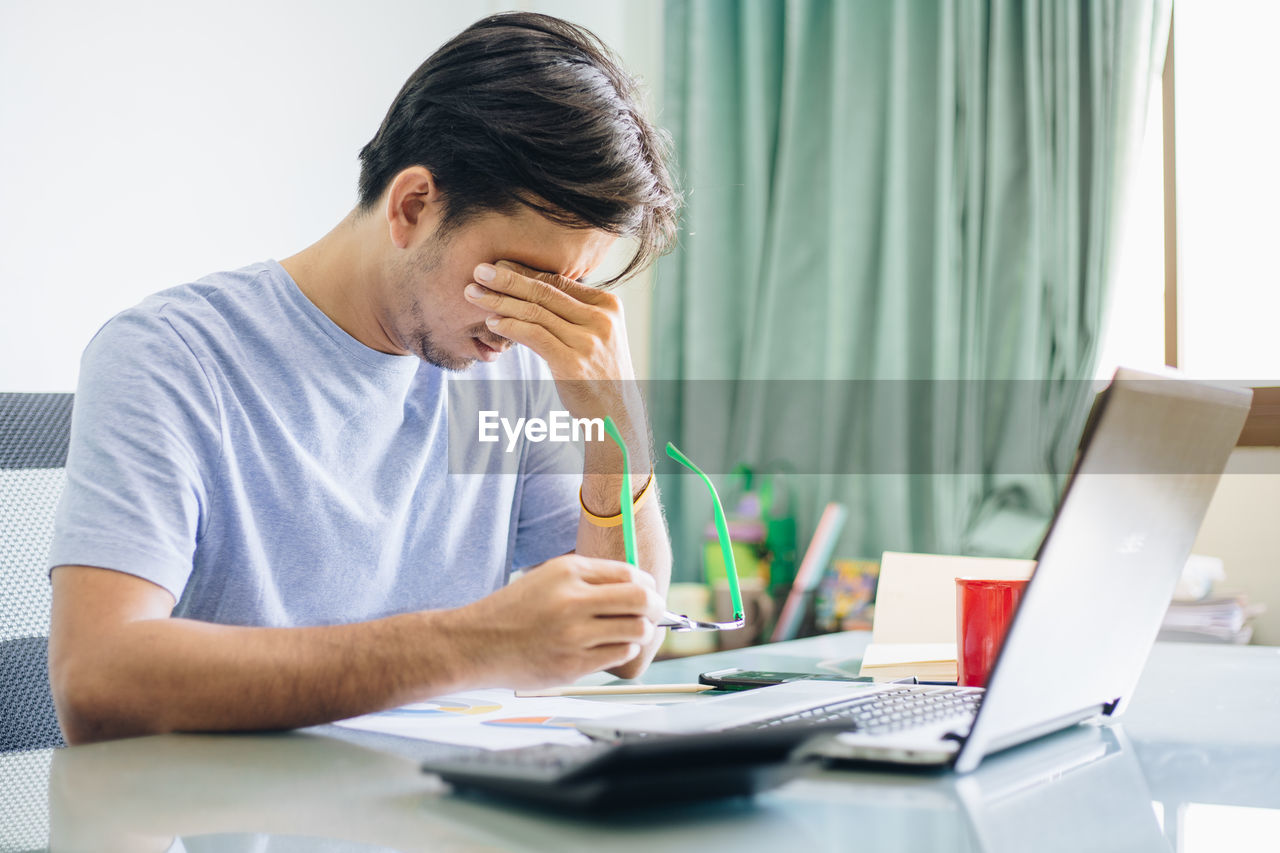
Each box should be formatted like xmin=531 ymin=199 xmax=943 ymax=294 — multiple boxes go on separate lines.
xmin=956 ymin=578 xmax=1029 ymax=688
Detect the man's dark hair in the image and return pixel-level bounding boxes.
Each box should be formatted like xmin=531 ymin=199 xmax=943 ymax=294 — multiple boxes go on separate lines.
xmin=357 ymin=12 xmax=679 ymax=283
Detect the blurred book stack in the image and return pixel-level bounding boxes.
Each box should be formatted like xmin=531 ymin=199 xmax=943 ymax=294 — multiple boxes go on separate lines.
xmin=1158 ymin=555 xmax=1265 ymax=644
xmin=814 ymin=558 xmax=879 ymax=633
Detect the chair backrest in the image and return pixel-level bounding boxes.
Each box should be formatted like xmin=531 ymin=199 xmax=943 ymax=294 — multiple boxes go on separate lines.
xmin=1 ymin=392 xmax=73 ymax=754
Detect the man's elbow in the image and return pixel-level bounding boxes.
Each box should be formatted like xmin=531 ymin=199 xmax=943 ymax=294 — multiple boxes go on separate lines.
xmin=50 ymin=653 xmax=165 ymax=745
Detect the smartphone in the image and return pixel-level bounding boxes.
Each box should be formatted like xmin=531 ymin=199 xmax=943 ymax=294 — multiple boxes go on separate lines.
xmin=697 ymin=668 xmax=874 ymax=690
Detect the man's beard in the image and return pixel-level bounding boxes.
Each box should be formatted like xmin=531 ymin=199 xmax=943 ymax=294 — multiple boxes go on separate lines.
xmin=415 ymin=322 xmax=512 ymax=372
xmin=413 ymin=326 xmax=479 ymax=373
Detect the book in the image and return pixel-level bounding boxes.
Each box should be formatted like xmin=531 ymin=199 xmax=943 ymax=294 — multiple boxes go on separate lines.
xmin=857 ymin=642 xmax=958 ymax=682
xmin=870 ymin=552 xmax=1034 ymax=645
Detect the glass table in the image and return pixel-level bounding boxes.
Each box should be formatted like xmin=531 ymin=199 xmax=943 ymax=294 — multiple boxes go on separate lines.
xmin=6 ymin=632 xmax=1279 ymax=852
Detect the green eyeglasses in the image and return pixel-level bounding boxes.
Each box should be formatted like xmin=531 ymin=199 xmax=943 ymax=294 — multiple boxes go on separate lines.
xmin=602 ymin=416 xmax=744 ymax=632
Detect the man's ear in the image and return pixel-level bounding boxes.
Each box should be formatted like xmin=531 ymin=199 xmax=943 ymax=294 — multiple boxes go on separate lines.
xmin=385 ymin=166 xmax=445 ymax=250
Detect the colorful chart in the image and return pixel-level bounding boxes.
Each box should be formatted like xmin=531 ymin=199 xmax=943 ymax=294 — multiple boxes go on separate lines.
xmin=379 ymin=697 xmax=503 ymax=717
xmin=482 ymin=716 xmax=584 ymax=731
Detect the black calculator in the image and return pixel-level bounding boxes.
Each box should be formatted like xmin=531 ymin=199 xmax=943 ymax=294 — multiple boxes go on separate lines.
xmin=420 ymin=722 xmax=838 ymax=811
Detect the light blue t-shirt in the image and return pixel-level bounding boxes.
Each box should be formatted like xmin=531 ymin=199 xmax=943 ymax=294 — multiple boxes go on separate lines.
xmin=49 ymin=260 xmax=581 ymax=627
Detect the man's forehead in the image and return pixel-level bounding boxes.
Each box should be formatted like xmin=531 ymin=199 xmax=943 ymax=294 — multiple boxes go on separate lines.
xmin=500 ymin=254 xmax=590 ymax=283
xmin=485 ymin=217 xmax=616 ymax=282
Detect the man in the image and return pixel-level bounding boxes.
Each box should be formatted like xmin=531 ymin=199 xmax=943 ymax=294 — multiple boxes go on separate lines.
xmin=47 ymin=13 xmax=678 ymax=745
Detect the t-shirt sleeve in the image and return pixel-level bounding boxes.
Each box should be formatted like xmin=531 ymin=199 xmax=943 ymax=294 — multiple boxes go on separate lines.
xmin=509 ymin=359 xmax=582 ymax=571
xmin=48 ymin=305 xmax=222 ymax=600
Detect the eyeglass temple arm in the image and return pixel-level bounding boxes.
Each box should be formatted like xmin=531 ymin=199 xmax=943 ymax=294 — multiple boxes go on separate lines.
xmin=600 ymin=418 xmax=745 ymax=625
xmin=665 ymin=441 xmax=745 ymax=623
xmin=601 ymin=417 xmax=637 ymax=566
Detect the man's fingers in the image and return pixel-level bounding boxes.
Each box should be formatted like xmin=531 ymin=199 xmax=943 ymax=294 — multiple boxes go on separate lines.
xmin=466 ymin=284 xmax=585 ymax=349
xmin=476 ymin=262 xmax=602 ymax=322
xmin=493 ymin=259 xmax=604 ymax=302
xmin=586 ymin=585 xmax=666 ymax=622
xmin=629 ymin=567 xmax=658 ymax=590
xmin=483 ymin=315 xmax=569 ymax=360
xmin=582 ymin=615 xmax=655 ymax=647
xmin=573 ymin=560 xmax=655 ymax=589
xmin=582 ymin=642 xmax=641 ymax=673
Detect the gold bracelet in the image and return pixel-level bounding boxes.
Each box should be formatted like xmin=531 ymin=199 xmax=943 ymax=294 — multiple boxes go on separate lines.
xmin=579 ymin=470 xmax=655 ymax=527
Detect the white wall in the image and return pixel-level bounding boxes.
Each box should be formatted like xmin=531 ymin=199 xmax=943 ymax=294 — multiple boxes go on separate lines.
xmin=1191 ymin=448 xmax=1280 ymax=645
xmin=0 ymin=0 xmax=661 ymax=392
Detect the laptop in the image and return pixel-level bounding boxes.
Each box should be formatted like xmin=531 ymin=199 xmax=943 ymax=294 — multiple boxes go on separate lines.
xmin=578 ymin=368 xmax=1252 ymax=773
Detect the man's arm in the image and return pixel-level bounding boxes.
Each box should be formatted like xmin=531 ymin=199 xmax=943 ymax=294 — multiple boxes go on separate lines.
xmin=49 ymin=556 xmax=663 ymax=745
xmin=469 ymin=261 xmax=674 ymax=678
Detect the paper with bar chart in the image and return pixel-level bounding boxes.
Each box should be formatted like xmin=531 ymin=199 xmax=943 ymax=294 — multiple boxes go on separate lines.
xmin=333 ymin=688 xmax=649 ymax=750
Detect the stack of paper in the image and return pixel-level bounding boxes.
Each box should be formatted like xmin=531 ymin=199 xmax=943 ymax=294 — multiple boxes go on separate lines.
xmin=1160 ymin=555 xmax=1263 ymax=644
xmin=1159 ymin=596 xmax=1263 ymax=644
xmin=858 ymin=642 xmax=958 ymax=681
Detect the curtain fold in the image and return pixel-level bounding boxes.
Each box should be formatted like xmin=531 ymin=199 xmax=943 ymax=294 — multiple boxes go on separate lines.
xmin=654 ymin=0 xmax=1170 ymax=578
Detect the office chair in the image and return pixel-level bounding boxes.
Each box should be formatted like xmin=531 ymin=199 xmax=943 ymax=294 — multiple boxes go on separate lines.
xmin=1 ymin=392 xmax=73 ymax=754
xmin=0 ymin=393 xmax=72 ymax=851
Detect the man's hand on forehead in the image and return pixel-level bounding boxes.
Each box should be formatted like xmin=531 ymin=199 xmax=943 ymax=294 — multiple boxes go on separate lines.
xmin=465 ymin=259 xmax=623 ymax=370
xmin=473 ymin=260 xmax=607 ymax=312
xmin=465 ymin=258 xmax=642 ymax=426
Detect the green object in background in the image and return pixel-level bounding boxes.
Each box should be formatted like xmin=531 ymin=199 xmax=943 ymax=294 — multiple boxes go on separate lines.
xmin=704 ymin=540 xmax=765 ymax=586
xmin=713 ymin=464 xmax=797 ymax=595
xmin=758 ymin=471 xmax=797 ymax=596
xmin=765 ymin=515 xmax=797 ymax=596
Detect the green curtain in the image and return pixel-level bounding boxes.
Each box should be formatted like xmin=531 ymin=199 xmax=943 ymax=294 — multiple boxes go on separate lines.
xmin=653 ymin=0 xmax=1171 ymax=578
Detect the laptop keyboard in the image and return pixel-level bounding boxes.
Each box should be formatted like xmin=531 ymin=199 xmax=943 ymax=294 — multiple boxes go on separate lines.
xmin=728 ymin=685 xmax=984 ymax=735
